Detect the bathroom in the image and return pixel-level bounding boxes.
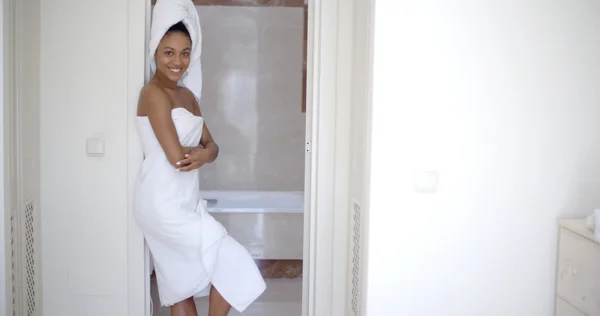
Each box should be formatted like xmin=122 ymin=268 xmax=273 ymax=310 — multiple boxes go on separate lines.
xmin=149 ymin=0 xmax=308 ymax=315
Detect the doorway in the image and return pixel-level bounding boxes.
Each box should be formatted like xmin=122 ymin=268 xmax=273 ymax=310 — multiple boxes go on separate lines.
xmin=147 ymin=1 xmax=306 ymax=315
xmin=126 ymin=0 xmax=356 ymax=316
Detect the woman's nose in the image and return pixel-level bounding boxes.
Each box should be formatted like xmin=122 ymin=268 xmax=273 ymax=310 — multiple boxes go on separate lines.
xmin=172 ymin=56 xmax=183 ymax=66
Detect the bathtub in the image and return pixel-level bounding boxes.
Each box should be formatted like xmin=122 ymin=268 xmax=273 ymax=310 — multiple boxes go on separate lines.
xmin=200 ymin=190 xmax=304 ymax=214
xmin=199 ymin=190 xmax=304 ymax=260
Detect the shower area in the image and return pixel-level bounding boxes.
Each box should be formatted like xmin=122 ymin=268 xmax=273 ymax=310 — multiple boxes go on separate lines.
xmin=150 ymin=0 xmax=308 ymax=314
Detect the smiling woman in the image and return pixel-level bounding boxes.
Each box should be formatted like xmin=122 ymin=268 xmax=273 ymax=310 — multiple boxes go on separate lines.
xmin=134 ymin=7 xmax=267 ymax=315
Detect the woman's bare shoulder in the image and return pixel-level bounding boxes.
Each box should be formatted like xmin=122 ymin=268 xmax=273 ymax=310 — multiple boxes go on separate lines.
xmin=140 ymin=82 xmax=169 ymax=102
xmin=138 ymin=83 xmax=171 ymax=115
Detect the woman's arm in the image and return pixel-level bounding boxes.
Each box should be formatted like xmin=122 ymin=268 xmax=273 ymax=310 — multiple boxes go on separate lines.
xmin=174 ymin=90 xmax=220 ymax=171
xmin=142 ymin=86 xmax=187 ymax=168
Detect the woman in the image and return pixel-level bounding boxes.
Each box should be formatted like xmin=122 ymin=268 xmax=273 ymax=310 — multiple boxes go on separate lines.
xmin=135 ymin=22 xmax=266 ymax=316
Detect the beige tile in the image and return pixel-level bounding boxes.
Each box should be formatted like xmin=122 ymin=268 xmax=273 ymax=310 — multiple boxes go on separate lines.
xmin=197 ymin=6 xmax=306 ymax=191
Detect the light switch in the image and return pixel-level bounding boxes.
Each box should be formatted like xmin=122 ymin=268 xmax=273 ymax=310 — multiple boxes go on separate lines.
xmin=413 ymin=170 xmax=439 ymax=193
xmin=86 ymin=138 xmax=105 ymax=157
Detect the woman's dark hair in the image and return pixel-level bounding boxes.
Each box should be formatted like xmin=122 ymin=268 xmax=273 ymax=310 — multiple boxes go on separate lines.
xmin=166 ymin=21 xmax=191 ymax=42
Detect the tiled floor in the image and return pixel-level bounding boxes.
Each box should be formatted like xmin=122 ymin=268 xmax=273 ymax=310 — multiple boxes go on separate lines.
xmin=152 ymin=278 xmax=302 ymax=316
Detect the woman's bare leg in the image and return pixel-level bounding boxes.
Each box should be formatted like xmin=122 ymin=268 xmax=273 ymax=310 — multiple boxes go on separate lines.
xmin=209 ymin=285 xmax=231 ymax=316
xmin=171 ymin=297 xmax=198 ymax=316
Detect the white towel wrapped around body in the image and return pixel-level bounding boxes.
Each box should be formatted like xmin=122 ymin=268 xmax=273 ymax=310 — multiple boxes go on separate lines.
xmin=150 ymin=0 xmax=203 ymax=102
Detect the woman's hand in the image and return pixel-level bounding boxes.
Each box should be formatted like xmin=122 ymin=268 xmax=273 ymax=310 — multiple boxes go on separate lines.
xmin=176 ymin=146 xmax=208 ymax=171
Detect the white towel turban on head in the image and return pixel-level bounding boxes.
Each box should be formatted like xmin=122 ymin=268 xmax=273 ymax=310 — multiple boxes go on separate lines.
xmin=149 ymin=0 xmax=203 ymax=102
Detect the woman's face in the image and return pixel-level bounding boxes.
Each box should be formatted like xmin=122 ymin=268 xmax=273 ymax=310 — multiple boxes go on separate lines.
xmin=155 ymin=31 xmax=192 ymax=82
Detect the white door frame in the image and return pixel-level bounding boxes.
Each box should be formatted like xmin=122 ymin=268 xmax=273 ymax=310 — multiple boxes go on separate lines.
xmin=0 ymin=0 xmax=15 ymax=313
xmin=0 ymin=0 xmax=6 ymax=313
xmin=125 ymin=0 xmax=148 ymax=314
xmin=124 ymin=0 xmax=354 ymax=315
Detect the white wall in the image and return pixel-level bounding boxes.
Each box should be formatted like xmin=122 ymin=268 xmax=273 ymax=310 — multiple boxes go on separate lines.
xmin=366 ymin=1 xmax=600 ymax=316
xmin=40 ymin=0 xmax=136 ymax=314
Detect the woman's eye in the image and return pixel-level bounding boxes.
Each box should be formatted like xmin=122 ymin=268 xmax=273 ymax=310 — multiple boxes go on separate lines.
xmin=182 ymin=52 xmax=189 ymax=57
xmin=165 ymin=51 xmax=173 ymax=56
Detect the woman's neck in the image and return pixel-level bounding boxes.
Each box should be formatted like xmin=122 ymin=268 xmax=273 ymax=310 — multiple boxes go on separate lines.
xmin=153 ymin=72 xmax=178 ymax=89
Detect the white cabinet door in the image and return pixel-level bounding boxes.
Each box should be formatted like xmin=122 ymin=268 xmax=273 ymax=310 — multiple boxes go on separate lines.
xmin=557 ymin=229 xmax=600 ymax=315
xmin=556 ymin=297 xmax=586 ymax=316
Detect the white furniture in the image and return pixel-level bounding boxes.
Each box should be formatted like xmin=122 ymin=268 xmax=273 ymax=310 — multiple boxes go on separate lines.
xmin=556 ymin=219 xmax=600 ymax=316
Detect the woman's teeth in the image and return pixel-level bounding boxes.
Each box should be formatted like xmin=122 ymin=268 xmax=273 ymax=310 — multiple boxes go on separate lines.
xmin=169 ymin=68 xmax=182 ymax=73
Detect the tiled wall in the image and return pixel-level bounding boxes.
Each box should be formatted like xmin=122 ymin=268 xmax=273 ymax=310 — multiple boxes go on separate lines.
xmin=196 ymin=6 xmax=306 ymax=191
